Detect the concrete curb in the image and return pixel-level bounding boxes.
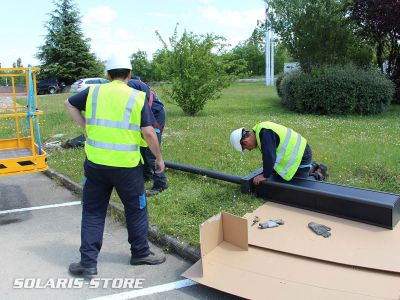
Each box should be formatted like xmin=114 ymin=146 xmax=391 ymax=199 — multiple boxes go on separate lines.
xmin=43 ymin=168 xmax=201 ymax=263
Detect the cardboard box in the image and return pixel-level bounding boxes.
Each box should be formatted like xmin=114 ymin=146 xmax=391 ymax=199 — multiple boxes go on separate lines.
xmin=183 ymin=207 xmax=400 ymax=299
xmin=247 ymin=202 xmax=400 ymax=273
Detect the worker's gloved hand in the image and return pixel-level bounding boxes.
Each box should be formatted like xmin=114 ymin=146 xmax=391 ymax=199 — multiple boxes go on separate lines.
xmin=308 ymin=222 xmax=331 ymax=238
xmin=258 ymin=219 xmax=284 ymax=229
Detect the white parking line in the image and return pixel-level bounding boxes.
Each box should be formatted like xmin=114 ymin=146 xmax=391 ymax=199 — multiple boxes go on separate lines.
xmin=88 ymin=279 xmax=198 ymax=300
xmin=0 ymin=201 xmax=81 ymax=215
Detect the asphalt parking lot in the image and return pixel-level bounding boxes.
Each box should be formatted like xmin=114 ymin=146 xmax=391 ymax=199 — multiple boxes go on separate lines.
xmin=0 ymin=172 xmax=237 ymax=300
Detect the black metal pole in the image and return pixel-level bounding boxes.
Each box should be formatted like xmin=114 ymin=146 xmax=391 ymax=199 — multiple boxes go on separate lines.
xmin=164 ymin=161 xmax=400 ymax=228
xmin=165 ymin=161 xmax=241 ymax=184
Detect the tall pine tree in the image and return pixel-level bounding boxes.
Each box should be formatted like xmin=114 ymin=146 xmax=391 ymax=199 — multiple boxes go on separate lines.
xmin=36 ymin=0 xmax=104 ymax=84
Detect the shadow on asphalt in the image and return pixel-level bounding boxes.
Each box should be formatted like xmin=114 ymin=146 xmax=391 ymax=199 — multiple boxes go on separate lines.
xmin=0 ymin=183 xmax=32 ymax=225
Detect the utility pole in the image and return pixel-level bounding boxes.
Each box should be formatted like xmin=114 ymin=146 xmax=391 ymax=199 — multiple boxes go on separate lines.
xmin=265 ymin=1 xmax=274 ymax=86
xmin=271 ymin=30 xmax=274 ymax=85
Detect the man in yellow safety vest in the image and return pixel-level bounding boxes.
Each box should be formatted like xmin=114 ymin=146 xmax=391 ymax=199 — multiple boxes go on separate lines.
xmin=64 ymin=54 xmax=166 ymax=276
xmin=230 ymin=121 xmax=328 ymax=185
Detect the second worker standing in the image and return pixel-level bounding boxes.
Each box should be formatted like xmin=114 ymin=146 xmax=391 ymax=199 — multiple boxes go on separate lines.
xmin=127 ymin=76 xmax=168 ymax=197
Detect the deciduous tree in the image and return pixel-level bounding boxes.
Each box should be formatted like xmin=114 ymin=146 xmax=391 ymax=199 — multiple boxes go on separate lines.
xmin=232 ymin=26 xmax=265 ymax=76
xmin=350 ymin=0 xmax=400 ymax=103
xmin=130 ymin=50 xmax=153 ymax=82
xmin=265 ymin=0 xmax=372 ymax=71
xmin=156 ymin=27 xmax=240 ymax=116
xmin=152 ymin=48 xmax=170 ymax=82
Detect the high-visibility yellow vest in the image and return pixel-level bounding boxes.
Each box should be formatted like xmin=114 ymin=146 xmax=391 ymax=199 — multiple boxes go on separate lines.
xmin=253 ymin=121 xmax=307 ymax=181
xmin=84 ymin=80 xmax=146 ymax=167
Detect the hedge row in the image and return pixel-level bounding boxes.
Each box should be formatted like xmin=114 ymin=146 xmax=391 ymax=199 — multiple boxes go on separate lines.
xmin=277 ymin=66 xmax=395 ymax=115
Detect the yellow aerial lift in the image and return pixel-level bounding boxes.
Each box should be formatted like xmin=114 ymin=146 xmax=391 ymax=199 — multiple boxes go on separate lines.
xmin=0 ymin=66 xmax=47 ymax=176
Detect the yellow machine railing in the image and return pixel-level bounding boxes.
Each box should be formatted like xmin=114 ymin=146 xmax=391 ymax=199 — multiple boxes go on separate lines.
xmin=0 ymin=67 xmax=47 ymax=176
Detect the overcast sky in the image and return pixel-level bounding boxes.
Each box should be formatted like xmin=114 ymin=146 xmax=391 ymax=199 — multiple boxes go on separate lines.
xmin=0 ymin=0 xmax=265 ymax=67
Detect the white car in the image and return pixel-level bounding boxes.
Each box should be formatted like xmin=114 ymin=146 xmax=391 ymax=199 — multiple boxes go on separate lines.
xmin=70 ymin=78 xmax=109 ymax=93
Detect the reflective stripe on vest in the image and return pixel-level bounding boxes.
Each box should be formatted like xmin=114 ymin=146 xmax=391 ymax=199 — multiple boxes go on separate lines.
xmin=280 ymin=131 xmax=302 ymax=177
xmin=86 ymin=138 xmax=138 ymax=151
xmin=85 ymin=85 xmax=141 ymax=132
xmin=253 ymin=121 xmax=307 ymax=181
xmin=84 ymin=81 xmax=145 ymax=167
xmin=274 ymin=128 xmax=292 ymax=169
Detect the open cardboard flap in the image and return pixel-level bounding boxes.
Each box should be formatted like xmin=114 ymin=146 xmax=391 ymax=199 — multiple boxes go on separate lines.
xmin=246 ymin=202 xmax=400 ymax=273
xmin=182 ymin=211 xmax=400 ymax=300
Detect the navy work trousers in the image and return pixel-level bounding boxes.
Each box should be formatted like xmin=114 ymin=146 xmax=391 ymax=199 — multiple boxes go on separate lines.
xmin=80 ymin=161 xmax=150 ymax=268
xmin=294 ymin=144 xmax=321 ymax=180
xmin=140 ymin=130 xmax=167 ymax=189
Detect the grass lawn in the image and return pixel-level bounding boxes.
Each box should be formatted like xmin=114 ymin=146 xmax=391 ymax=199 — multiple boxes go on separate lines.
xmin=2 ymin=83 xmax=399 ymax=245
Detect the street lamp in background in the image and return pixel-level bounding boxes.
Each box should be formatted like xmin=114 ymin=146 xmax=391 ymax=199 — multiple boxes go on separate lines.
xmin=265 ymin=1 xmax=274 ymax=86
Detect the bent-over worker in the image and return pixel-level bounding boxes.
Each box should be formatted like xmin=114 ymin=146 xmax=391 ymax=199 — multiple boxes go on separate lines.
xmin=230 ymin=121 xmax=328 ymax=186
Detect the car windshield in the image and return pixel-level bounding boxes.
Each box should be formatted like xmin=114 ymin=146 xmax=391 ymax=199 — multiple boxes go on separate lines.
xmin=73 ymin=80 xmax=83 ymax=85
xmin=85 ymin=79 xmax=98 ymax=84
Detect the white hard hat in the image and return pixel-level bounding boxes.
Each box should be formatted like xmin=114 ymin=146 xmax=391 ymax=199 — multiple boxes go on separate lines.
xmin=106 ymin=54 xmax=132 ymax=71
xmin=230 ymin=128 xmax=244 ymax=152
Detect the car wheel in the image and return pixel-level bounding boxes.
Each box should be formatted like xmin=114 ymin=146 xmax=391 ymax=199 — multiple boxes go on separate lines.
xmin=49 ymin=87 xmax=56 ymax=94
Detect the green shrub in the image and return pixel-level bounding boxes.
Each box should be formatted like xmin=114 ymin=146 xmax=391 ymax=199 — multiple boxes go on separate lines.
xmin=279 ymin=65 xmax=395 ymax=115
xmin=275 ymin=72 xmax=286 ymax=98
xmin=156 ymin=28 xmax=238 ymax=116
xmin=394 ymin=77 xmax=400 ymax=104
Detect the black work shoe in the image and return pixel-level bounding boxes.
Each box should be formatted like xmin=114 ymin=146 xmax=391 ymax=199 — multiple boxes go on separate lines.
xmin=310 ymin=161 xmax=319 ymax=174
xmin=130 ymin=251 xmax=166 ymax=265
xmin=68 ymin=262 xmax=97 ymax=276
xmin=317 ymin=164 xmax=329 ymax=180
xmin=146 ymin=186 xmax=167 ymax=197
